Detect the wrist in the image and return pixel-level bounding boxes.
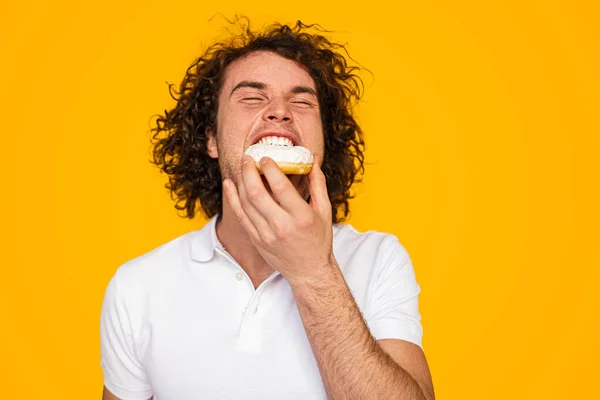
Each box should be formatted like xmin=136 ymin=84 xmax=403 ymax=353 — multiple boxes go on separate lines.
xmin=287 ymin=256 xmax=341 ymax=295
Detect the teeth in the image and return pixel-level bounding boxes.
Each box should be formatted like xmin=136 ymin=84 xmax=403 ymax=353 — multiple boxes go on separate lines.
xmin=258 ymin=136 xmax=293 ymax=146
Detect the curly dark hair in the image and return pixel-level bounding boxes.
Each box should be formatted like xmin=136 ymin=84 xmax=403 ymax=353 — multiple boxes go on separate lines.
xmin=150 ymin=18 xmax=366 ymax=223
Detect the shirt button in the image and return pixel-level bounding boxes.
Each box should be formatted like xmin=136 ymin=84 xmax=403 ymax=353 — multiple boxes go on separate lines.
xmin=236 ymin=272 xmax=243 ymax=281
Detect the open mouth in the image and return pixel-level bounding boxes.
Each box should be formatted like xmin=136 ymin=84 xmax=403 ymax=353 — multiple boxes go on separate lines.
xmin=257 ymin=136 xmax=293 ymax=146
xmin=251 ymin=134 xmax=299 ymax=147
xmin=244 ymin=133 xmax=313 ymax=177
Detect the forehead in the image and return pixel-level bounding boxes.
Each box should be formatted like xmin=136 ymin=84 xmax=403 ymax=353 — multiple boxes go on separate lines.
xmin=222 ymin=51 xmax=317 ymax=92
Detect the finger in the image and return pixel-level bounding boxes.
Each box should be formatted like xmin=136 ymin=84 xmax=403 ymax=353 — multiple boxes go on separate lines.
xmin=308 ymin=161 xmax=331 ymax=217
xmin=222 ymin=178 xmax=260 ymax=241
xmin=241 ymin=156 xmax=288 ymax=222
xmin=260 ymin=157 xmax=308 ymax=214
xmin=236 ymin=165 xmax=274 ymax=238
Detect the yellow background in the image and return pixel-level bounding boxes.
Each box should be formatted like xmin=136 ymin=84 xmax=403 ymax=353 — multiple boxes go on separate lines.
xmin=1 ymin=0 xmax=598 ymax=398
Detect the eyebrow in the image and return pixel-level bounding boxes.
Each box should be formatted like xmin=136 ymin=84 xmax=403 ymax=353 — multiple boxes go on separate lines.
xmin=230 ymin=81 xmax=266 ymax=98
xmin=229 ymin=81 xmax=318 ymax=99
xmin=290 ymin=85 xmax=318 ymax=98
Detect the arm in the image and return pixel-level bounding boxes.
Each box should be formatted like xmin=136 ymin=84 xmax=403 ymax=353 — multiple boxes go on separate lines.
xmin=291 ymin=261 xmax=435 ymax=400
xmin=225 ymin=157 xmax=435 ymax=399
xmin=100 ymin=271 xmax=154 ymax=400
xmin=102 ymin=386 xmax=120 ymax=400
xmin=102 ymin=386 xmax=152 ymax=400
xmin=102 ymin=386 xmax=153 ymax=400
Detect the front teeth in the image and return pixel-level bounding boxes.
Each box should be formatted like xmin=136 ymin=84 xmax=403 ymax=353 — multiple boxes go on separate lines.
xmin=259 ymin=136 xmax=294 ymax=146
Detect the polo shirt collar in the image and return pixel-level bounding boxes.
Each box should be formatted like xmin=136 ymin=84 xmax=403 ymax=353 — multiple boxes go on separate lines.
xmin=190 ymin=215 xmax=222 ymax=262
xmin=190 ymin=214 xmax=344 ymax=263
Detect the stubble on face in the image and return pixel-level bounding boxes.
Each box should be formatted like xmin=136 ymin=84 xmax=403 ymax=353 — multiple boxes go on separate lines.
xmin=211 ymin=51 xmax=324 ymax=204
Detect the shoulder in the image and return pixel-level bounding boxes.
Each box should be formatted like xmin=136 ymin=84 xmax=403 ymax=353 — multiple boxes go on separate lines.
xmin=332 ymin=223 xmax=411 ymax=265
xmin=109 ymin=229 xmax=201 ymax=293
xmin=331 ymin=223 xmax=420 ymax=320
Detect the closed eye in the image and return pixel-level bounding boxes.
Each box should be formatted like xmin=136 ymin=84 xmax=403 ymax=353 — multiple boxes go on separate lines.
xmin=240 ymin=97 xmax=266 ymax=106
xmin=292 ymin=100 xmax=316 ymax=108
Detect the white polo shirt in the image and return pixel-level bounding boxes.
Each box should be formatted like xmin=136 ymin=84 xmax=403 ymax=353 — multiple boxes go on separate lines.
xmin=100 ymin=216 xmax=423 ymax=400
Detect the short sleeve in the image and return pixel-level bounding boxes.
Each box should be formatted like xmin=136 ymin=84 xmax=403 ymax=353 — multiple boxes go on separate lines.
xmin=366 ymin=236 xmax=424 ymax=349
xmin=100 ymin=271 xmax=153 ymax=400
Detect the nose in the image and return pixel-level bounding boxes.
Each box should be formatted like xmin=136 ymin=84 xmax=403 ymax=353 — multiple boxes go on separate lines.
xmin=263 ymin=97 xmax=292 ymax=123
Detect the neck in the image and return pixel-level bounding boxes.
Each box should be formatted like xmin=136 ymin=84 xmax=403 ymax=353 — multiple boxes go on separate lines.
xmin=215 ymin=200 xmax=275 ymax=289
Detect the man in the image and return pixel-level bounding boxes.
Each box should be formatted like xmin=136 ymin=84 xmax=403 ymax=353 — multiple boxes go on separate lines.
xmin=100 ymin=20 xmax=435 ymax=400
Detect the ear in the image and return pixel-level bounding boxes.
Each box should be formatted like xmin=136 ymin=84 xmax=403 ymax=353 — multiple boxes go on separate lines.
xmin=206 ymin=127 xmax=218 ymax=158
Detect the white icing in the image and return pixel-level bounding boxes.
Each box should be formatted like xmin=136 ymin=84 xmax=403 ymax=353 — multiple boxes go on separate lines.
xmin=244 ymin=143 xmax=314 ymax=164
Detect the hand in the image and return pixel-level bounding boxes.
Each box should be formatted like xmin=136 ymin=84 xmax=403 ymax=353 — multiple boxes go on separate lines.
xmin=223 ymin=155 xmax=336 ymax=286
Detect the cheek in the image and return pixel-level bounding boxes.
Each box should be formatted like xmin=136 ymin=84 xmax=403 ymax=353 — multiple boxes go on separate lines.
xmin=295 ymin=111 xmax=323 ymax=139
xmin=223 ymin=108 xmax=260 ymax=139
xmin=307 ymin=118 xmax=325 ymax=155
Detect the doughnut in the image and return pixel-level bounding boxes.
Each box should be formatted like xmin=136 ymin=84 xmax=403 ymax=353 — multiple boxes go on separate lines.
xmin=244 ymin=136 xmax=314 ymax=175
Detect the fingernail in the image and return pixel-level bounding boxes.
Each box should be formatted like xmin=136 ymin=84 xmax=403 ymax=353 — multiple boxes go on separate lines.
xmin=260 ymin=157 xmax=268 ymax=165
xmin=242 ymin=156 xmax=251 ymax=164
